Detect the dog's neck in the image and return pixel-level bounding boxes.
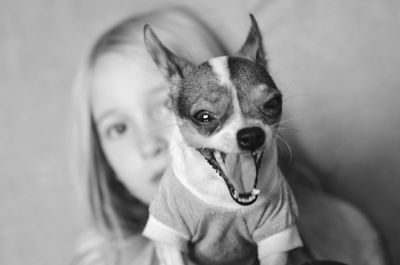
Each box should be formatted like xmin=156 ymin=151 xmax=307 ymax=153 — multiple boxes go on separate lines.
xmin=170 ymin=127 xmax=281 ymax=209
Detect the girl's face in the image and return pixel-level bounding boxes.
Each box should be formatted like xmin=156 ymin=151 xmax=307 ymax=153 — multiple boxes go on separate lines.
xmin=91 ymin=53 xmax=173 ymax=204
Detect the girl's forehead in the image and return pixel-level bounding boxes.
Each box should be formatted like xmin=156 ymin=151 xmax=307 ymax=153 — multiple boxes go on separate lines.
xmin=92 ymin=52 xmax=161 ymax=87
xmin=90 ymin=53 xmax=168 ymax=120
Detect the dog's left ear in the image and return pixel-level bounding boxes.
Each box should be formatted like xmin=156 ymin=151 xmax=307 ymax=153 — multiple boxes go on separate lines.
xmin=237 ymin=14 xmax=268 ymax=69
xmin=144 ymin=24 xmax=195 ymax=86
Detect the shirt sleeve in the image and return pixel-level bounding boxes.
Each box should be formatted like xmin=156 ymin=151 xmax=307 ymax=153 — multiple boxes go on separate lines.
xmin=142 ymin=215 xmax=189 ymax=252
xmin=142 ymin=170 xmax=193 ymax=253
xmin=257 ymin=225 xmax=302 ymax=259
xmin=252 ymin=179 xmax=303 ymax=256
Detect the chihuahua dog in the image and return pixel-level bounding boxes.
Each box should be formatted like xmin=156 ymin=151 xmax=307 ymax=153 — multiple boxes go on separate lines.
xmin=142 ymin=15 xmax=303 ymax=265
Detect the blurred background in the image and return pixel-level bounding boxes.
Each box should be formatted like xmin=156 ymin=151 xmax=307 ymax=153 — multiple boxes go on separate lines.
xmin=1 ymin=0 xmax=399 ymax=265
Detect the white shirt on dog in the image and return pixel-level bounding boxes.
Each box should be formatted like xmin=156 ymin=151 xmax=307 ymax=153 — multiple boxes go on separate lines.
xmin=143 ymin=166 xmax=302 ymax=265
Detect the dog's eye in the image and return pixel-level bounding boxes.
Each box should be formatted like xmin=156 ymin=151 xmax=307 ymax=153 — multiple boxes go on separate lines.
xmin=194 ymin=110 xmax=215 ymax=123
xmin=263 ymin=96 xmax=282 ymax=116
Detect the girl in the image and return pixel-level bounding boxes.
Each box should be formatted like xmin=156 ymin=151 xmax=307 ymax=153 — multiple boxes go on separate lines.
xmin=71 ymin=7 xmax=386 ymax=265
xmin=71 ymin=8 xmax=227 ymax=265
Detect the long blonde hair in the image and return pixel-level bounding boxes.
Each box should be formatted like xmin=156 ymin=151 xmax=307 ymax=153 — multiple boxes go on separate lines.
xmin=71 ymin=7 xmax=226 ymax=264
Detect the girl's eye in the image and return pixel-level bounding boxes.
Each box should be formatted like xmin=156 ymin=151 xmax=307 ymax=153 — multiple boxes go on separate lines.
xmin=263 ymin=96 xmax=282 ymax=116
xmin=106 ymin=123 xmax=128 ymax=139
xmin=194 ymin=110 xmax=215 ymax=123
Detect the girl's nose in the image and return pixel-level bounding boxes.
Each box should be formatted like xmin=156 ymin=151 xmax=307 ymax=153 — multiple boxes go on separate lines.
xmin=139 ymin=136 xmax=168 ymax=158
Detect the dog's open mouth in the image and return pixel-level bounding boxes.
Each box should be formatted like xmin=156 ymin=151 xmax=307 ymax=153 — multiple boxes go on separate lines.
xmin=197 ymin=148 xmax=263 ymax=206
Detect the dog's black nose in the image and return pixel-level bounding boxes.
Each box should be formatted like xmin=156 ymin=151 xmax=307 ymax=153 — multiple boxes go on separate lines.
xmin=237 ymin=127 xmax=265 ymax=151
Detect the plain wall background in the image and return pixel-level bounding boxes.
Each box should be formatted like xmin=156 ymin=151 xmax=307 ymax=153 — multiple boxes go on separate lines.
xmin=252 ymin=2 xmax=400 ymax=264
xmin=1 ymin=1 xmax=399 ymax=265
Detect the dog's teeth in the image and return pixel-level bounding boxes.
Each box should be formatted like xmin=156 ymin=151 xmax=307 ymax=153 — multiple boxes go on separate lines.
xmin=221 ymin=152 xmax=226 ymax=162
xmin=233 ymin=190 xmax=239 ymax=199
xmin=214 ymin=151 xmax=221 ymax=162
xmin=251 ymin=189 xmax=260 ymax=196
xmin=214 ymin=151 xmax=226 ymax=173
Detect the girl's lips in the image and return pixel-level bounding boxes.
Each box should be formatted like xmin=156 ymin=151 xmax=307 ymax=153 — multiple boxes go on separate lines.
xmin=151 ymin=170 xmax=164 ymax=183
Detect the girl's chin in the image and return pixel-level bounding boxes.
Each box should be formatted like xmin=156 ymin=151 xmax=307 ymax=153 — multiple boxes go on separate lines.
xmin=120 ymin=170 xmax=165 ymax=203
xmin=131 ymin=186 xmax=158 ymax=205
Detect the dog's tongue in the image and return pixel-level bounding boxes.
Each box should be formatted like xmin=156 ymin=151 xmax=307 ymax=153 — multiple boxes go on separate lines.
xmin=224 ymin=153 xmax=257 ymax=194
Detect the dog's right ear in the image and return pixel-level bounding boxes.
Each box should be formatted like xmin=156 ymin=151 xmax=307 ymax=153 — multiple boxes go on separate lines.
xmin=144 ymin=25 xmax=194 ymax=85
xmin=237 ymin=14 xmax=268 ymax=70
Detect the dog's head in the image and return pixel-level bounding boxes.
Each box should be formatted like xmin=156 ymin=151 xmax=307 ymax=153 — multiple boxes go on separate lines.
xmin=144 ymin=15 xmax=282 ymax=205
